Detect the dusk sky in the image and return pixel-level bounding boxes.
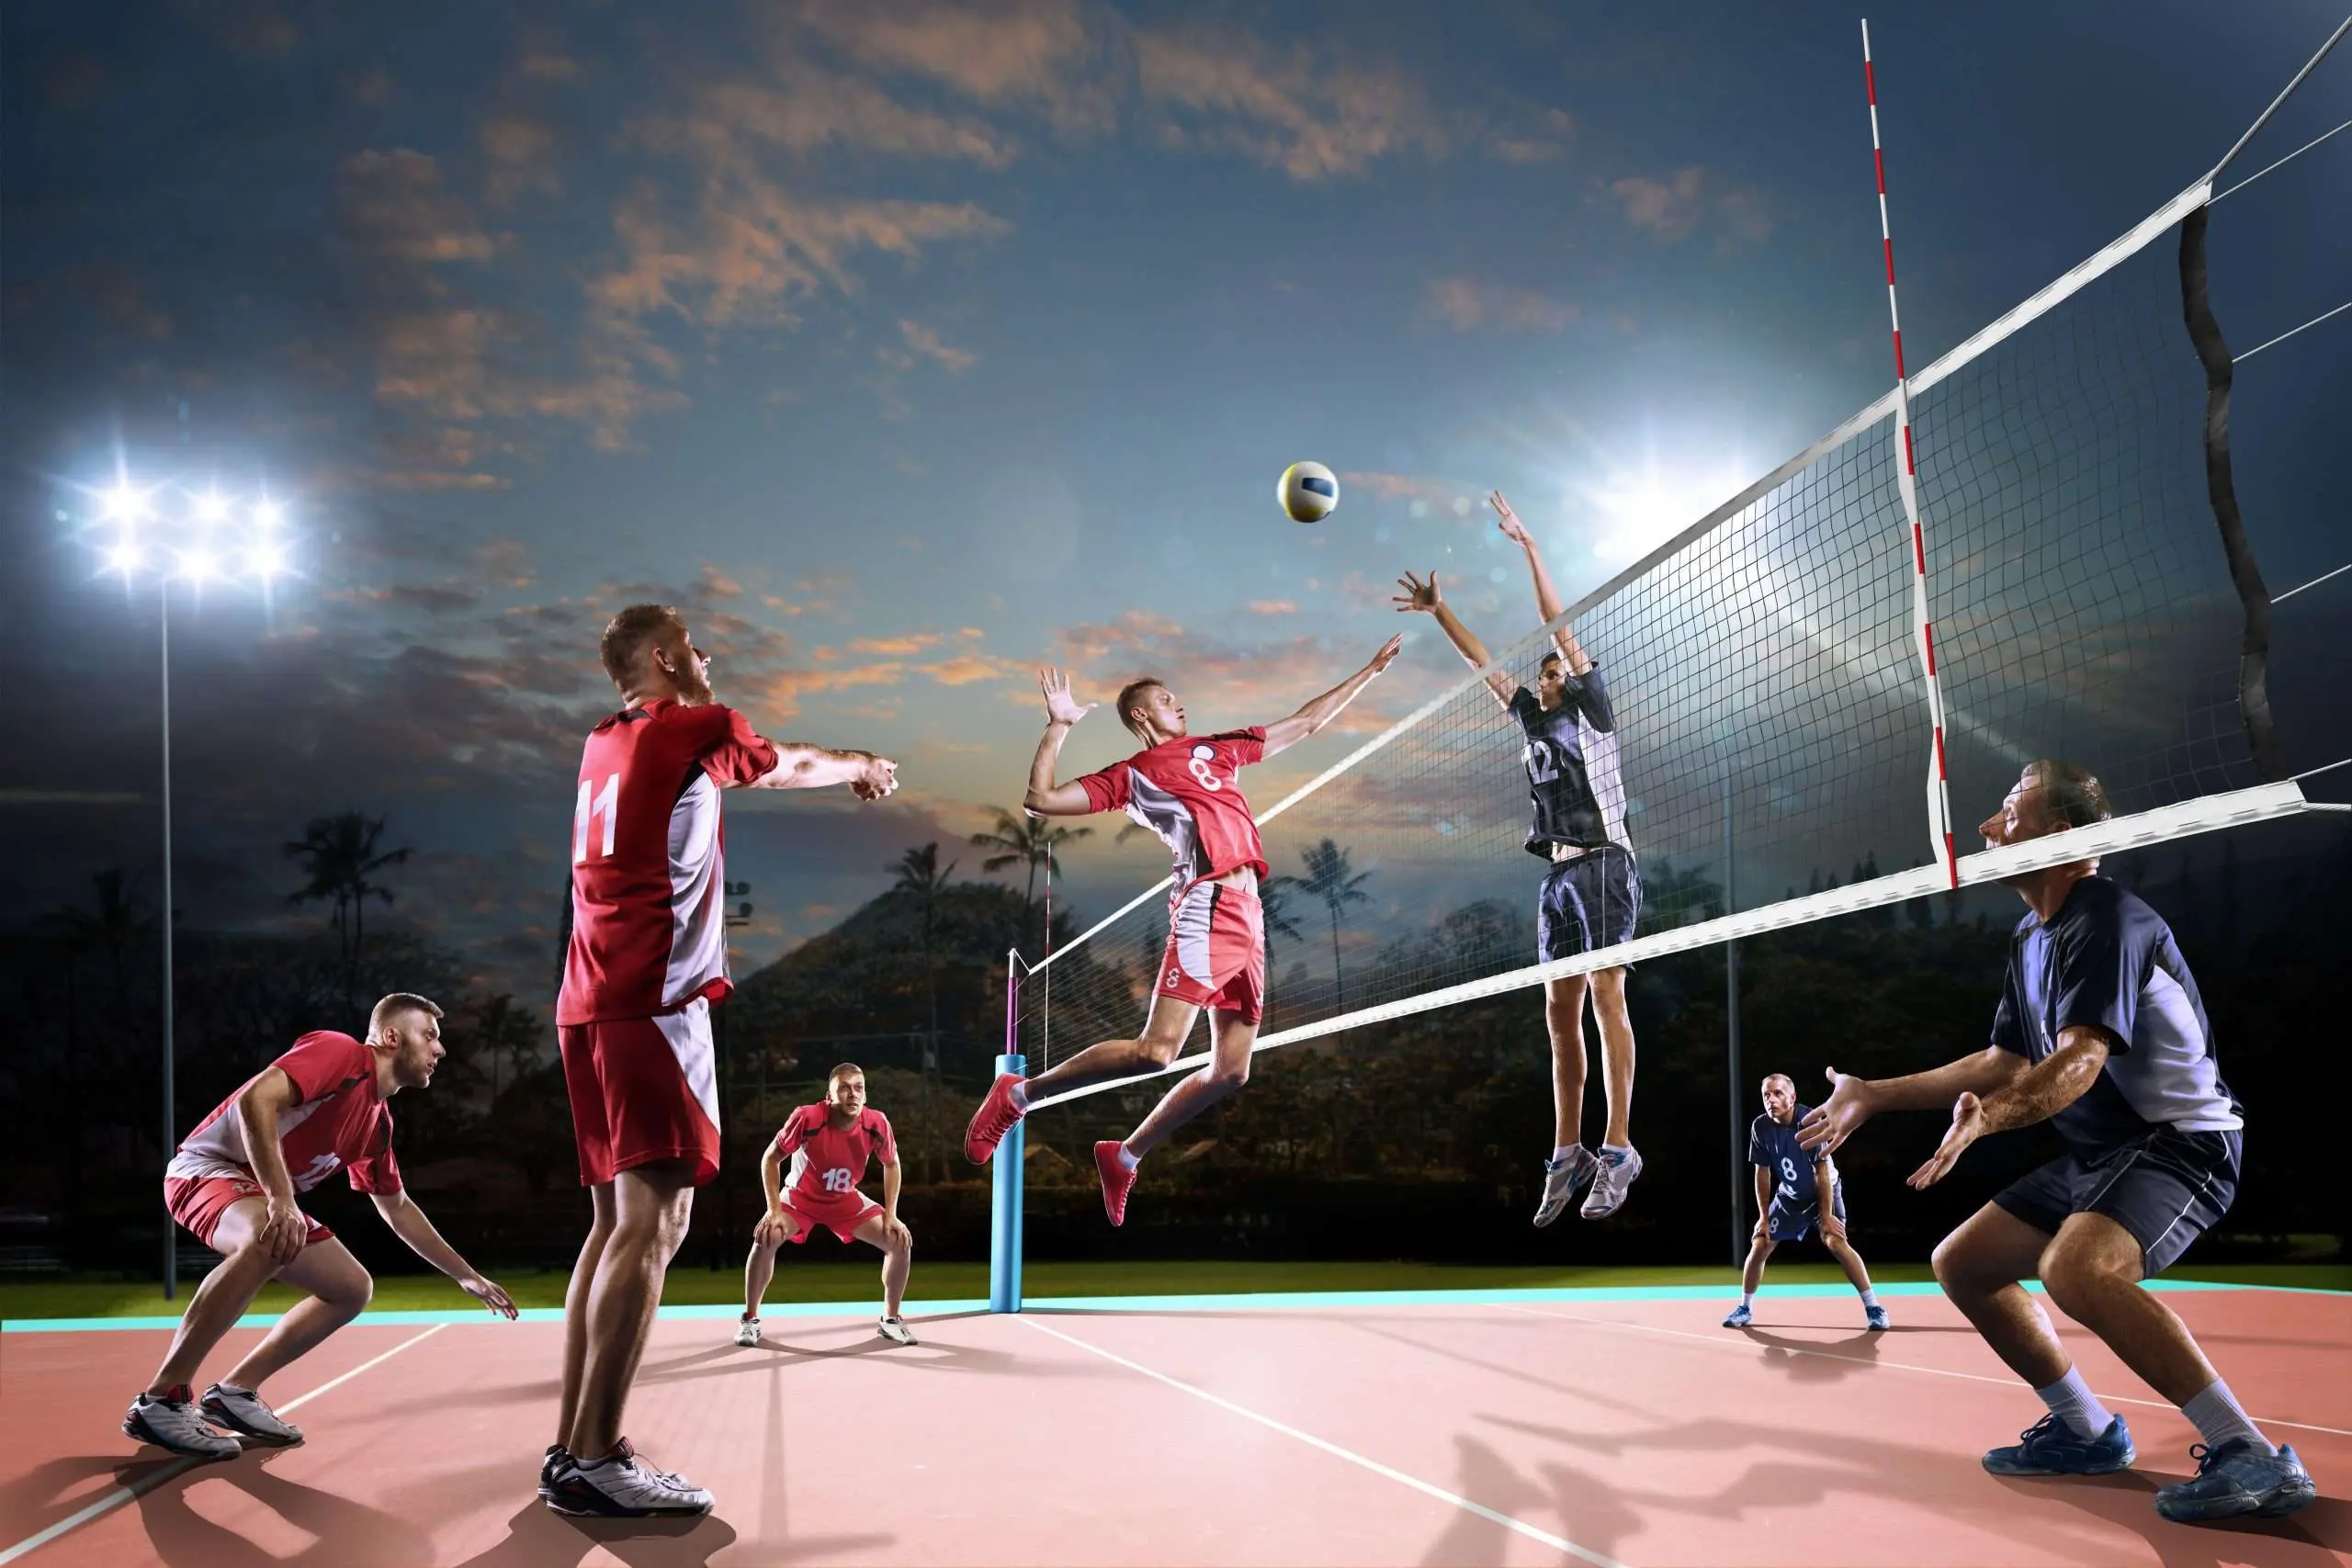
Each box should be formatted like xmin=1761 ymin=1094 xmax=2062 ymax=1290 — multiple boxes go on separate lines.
xmin=6 ymin=1 xmax=2346 ymax=1002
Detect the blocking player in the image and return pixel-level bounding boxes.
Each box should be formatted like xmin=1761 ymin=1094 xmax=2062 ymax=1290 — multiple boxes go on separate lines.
xmin=548 ymin=604 xmax=899 ymax=1518
xmin=125 ymin=995 xmax=518 ymax=1459
xmin=1723 ymin=1073 xmax=1887 ymax=1330
xmin=1392 ymin=491 xmax=1642 ymax=1223
xmin=964 ymin=640 xmax=1402 ymax=1224
xmin=736 ymin=1063 xmax=917 ymax=1347
xmin=1802 ymin=761 xmax=2313 ymax=1524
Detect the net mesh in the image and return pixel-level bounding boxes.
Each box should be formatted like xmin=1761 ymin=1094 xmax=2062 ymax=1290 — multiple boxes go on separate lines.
xmin=1012 ymin=200 xmax=2274 ymax=1081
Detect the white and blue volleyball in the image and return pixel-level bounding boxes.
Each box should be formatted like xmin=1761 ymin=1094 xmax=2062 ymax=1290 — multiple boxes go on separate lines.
xmin=1279 ymin=461 xmax=1339 ymax=524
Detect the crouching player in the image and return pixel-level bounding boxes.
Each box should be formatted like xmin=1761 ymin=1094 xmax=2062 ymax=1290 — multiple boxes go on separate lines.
xmin=738 ymin=1064 xmax=917 ymax=1347
xmin=125 ymin=995 xmax=517 ymax=1458
xmin=1724 ymin=1073 xmax=1887 ymax=1330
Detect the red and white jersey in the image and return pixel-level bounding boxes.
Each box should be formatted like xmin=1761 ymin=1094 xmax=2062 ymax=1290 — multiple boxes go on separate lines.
xmin=773 ymin=1103 xmax=897 ymax=1201
xmin=560 ymin=699 xmax=779 ymax=1026
xmin=1076 ymin=727 xmax=1269 ymax=896
xmin=167 ymin=1031 xmax=401 ymax=1196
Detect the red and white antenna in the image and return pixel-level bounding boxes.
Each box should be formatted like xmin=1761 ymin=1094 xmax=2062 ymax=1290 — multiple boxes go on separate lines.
xmin=1862 ymin=18 xmax=1960 ymax=888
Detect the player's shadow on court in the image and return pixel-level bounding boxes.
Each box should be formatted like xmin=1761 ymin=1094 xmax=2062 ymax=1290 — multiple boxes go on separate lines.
xmin=131 ymin=1448 xmax=436 ymax=1567
xmin=1421 ymin=1432 xmax=1641 ymax=1568
xmin=1993 ymin=1474 xmax=2352 ymax=1568
xmin=449 ymin=1500 xmax=741 ymax=1568
xmin=1736 ymin=1325 xmax=1883 ymax=1382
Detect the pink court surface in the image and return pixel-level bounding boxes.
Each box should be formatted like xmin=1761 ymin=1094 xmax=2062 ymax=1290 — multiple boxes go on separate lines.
xmin=2 ymin=1282 xmax=2346 ymax=1567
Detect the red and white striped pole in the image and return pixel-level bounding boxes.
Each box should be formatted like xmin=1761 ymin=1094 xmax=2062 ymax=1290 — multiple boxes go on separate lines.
xmin=1862 ymin=18 xmax=1960 ymax=888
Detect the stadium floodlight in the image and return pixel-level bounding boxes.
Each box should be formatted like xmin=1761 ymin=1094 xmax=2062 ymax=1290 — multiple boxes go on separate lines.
xmin=70 ymin=469 xmax=300 ymax=1300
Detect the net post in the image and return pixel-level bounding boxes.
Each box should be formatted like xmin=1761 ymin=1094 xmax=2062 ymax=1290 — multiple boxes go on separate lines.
xmin=989 ymin=950 xmax=1025 ymax=1314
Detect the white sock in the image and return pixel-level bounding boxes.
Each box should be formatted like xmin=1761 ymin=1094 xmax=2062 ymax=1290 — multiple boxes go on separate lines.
xmin=1740 ymin=1292 xmax=1755 ymax=1310
xmin=1550 ymin=1145 xmax=1581 ymax=1166
xmin=1600 ymin=1143 xmax=1633 ymax=1163
xmin=2181 ymin=1380 xmax=2273 ymax=1455
xmin=1007 ymin=1077 xmax=1029 ymax=1113
xmin=1115 ymin=1144 xmax=1139 ymax=1170
xmin=2033 ymin=1368 xmax=2116 ymax=1440
xmin=1859 ymin=1289 xmax=1880 ymax=1308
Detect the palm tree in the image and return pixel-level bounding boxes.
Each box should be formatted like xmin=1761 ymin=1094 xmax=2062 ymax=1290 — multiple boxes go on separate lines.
xmin=285 ymin=811 xmax=412 ymax=1008
xmin=1272 ymin=838 xmax=1374 ymax=1012
xmin=890 ymin=843 xmax=957 ymax=1184
xmin=1258 ymin=876 xmax=1305 ymax=945
xmin=969 ymin=807 xmax=1092 ymax=908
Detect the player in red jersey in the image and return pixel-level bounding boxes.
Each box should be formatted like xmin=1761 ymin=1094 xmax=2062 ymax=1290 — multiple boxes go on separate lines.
xmin=124 ymin=994 xmax=518 ymax=1460
xmin=735 ymin=1063 xmax=918 ymax=1347
xmin=547 ymin=604 xmax=899 ymax=1519
xmin=965 ymin=640 xmax=1401 ymax=1224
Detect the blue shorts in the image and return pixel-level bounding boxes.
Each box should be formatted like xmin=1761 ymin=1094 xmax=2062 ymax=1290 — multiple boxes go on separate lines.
xmin=1769 ymin=1184 xmax=1846 ymax=1243
xmin=1538 ymin=845 xmax=1640 ymax=963
xmin=1990 ymin=1125 xmax=2239 ymax=1278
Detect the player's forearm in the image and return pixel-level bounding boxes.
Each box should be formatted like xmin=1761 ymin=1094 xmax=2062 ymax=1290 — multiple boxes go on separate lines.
xmin=882 ymin=1162 xmax=901 ymax=1222
xmin=1293 ymin=658 xmax=1383 ymax=737
xmin=234 ymin=1095 xmax=298 ymax=1201
xmin=1520 ymin=536 xmax=1567 ymax=626
xmin=377 ymin=1192 xmax=473 ymax=1279
xmin=1428 ymin=604 xmax=1492 ymax=671
xmin=1972 ymin=1035 xmax=2107 ymax=1136
xmin=1023 ymin=723 xmax=1073 ymax=811
xmin=755 ymin=744 xmax=876 ymax=791
xmin=1814 ymin=1167 xmax=1838 ymax=1209
xmin=1855 ymin=1048 xmax=2023 ymax=1112
xmin=761 ymin=1151 xmax=785 ymax=1213
xmin=1752 ymin=1169 xmax=1773 ymax=1213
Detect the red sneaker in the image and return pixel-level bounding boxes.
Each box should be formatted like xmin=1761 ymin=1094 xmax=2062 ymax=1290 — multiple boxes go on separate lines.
xmin=1094 ymin=1141 xmax=1138 ymax=1226
xmin=964 ymin=1073 xmax=1028 ymax=1164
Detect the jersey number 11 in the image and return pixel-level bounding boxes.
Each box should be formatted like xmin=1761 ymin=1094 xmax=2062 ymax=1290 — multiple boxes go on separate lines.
xmin=574 ymin=773 xmax=620 ymax=863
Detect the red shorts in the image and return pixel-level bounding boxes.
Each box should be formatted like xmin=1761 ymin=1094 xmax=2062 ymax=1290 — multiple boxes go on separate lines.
xmin=164 ymin=1173 xmax=333 ymax=1251
xmin=560 ymin=998 xmax=721 ymax=1188
xmin=1157 ymin=879 xmax=1266 ymax=1025
xmin=778 ymin=1190 xmax=885 ymax=1245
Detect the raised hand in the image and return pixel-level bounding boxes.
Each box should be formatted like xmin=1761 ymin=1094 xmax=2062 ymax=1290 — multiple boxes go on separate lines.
xmin=1907 ymin=1092 xmax=1986 ymax=1190
xmin=852 ymin=754 xmax=899 ymax=801
xmin=1391 ymin=570 xmax=1442 ymax=615
xmin=1490 ymin=490 xmax=1532 ymax=546
xmin=1040 ymin=667 xmax=1095 ymax=728
xmin=1797 ymin=1066 xmax=1876 ymax=1156
xmin=1368 ymin=633 xmax=1404 ymax=673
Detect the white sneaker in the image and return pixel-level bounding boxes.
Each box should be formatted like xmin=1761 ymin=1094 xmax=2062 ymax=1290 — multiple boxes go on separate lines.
xmin=877 ymin=1315 xmax=918 ymax=1346
xmin=545 ymin=1438 xmax=713 ymax=1517
xmin=1580 ymin=1145 xmax=1644 ymax=1219
xmin=199 ymin=1382 xmax=302 ymax=1446
xmin=1533 ymin=1147 xmax=1599 ymax=1227
xmin=734 ymin=1317 xmax=762 ymax=1348
xmin=124 ymin=1387 xmax=243 ymax=1460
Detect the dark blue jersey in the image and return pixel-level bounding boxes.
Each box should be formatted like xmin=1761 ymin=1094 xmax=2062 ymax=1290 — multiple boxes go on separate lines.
xmin=1748 ymin=1107 xmax=1831 ymax=1204
xmin=1509 ymin=666 xmax=1628 ymax=857
xmin=1990 ymin=876 xmax=2243 ymax=1161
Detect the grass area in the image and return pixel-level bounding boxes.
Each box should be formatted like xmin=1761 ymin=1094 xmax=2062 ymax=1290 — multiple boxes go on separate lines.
xmin=4 ymin=1258 xmax=2344 ymax=1321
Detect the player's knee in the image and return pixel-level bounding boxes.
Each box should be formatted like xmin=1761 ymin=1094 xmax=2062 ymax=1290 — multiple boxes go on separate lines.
xmin=323 ymin=1269 xmax=373 ymax=1314
xmin=1930 ymin=1231 xmax=1988 ymax=1295
xmin=1205 ymin=1056 xmax=1250 ymax=1092
xmin=2038 ymin=1240 xmax=2133 ymax=1317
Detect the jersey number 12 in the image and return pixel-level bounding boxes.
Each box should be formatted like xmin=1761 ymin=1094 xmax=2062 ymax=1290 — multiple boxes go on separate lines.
xmin=573 ymin=773 xmax=620 ymax=863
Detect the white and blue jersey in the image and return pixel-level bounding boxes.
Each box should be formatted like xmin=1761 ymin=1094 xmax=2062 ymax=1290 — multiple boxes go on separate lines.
xmin=1509 ymin=669 xmax=1628 ymax=857
xmin=1989 ymin=876 xmax=2243 ymax=1162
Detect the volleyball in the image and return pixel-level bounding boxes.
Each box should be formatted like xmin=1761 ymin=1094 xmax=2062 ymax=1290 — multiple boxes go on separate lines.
xmin=1279 ymin=461 xmax=1339 ymax=524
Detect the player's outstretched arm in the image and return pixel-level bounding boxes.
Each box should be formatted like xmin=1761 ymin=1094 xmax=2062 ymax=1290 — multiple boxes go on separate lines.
xmin=1491 ymin=491 xmax=1592 ymax=675
xmin=1261 ymin=636 xmax=1404 ymax=758
xmin=1393 ymin=571 xmax=1512 ymax=709
xmin=368 ymin=1190 xmax=519 ymax=1317
xmin=750 ymin=743 xmax=899 ymax=799
xmin=1797 ymin=1045 xmax=2026 ymax=1156
xmin=1023 ymin=667 xmax=1100 ymax=816
xmin=1906 ymin=1028 xmax=2110 ymax=1190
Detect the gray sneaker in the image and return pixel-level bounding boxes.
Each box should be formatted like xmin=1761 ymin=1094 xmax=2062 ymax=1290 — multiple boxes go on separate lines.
xmin=1534 ymin=1147 xmax=1600 ymax=1227
xmin=734 ymin=1317 xmax=762 ymax=1348
xmin=1580 ymin=1145 xmax=1643 ymax=1219
xmin=125 ymin=1387 xmax=242 ymax=1460
xmin=877 ymin=1315 xmax=918 ymax=1346
xmin=199 ymin=1382 xmax=302 ymax=1446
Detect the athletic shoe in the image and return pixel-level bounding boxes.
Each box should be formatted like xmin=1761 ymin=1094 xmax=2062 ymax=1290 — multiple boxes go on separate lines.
xmin=537 ymin=1446 xmax=571 ymax=1503
xmin=124 ymin=1386 xmax=242 ymax=1460
xmin=1865 ymin=1303 xmax=1891 ymax=1332
xmin=199 ymin=1382 xmax=302 ymax=1446
xmin=877 ymin=1315 xmax=919 ymax=1346
xmin=1722 ymin=1303 xmax=1753 ymax=1328
xmin=1095 ymin=1140 xmax=1139 ymax=1227
xmin=1580 ymin=1145 xmax=1643 ymax=1219
xmin=1533 ymin=1147 xmax=1599 ymax=1227
xmin=964 ymin=1073 xmax=1028 ymax=1164
xmin=2154 ymin=1439 xmax=2315 ymax=1523
xmin=544 ymin=1438 xmax=713 ymax=1517
xmin=734 ymin=1316 xmax=762 ymax=1348
xmin=1981 ymin=1413 xmax=2136 ymax=1477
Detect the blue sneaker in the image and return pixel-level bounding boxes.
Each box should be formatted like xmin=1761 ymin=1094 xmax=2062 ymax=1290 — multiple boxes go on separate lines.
xmin=2154 ymin=1439 xmax=2315 ymax=1523
xmin=1982 ymin=1413 xmax=2135 ymax=1476
xmin=1722 ymin=1302 xmax=1753 ymax=1328
xmin=1864 ymin=1303 xmax=1890 ymax=1331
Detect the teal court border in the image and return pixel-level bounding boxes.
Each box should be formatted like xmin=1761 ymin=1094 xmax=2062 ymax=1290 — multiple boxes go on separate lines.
xmin=6 ymin=1277 xmax=2335 ymax=1334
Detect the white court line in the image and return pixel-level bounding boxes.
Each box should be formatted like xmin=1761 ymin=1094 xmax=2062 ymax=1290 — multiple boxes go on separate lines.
xmin=1018 ymin=1314 xmax=1631 ymax=1568
xmin=0 ymin=1323 xmax=447 ymax=1565
xmin=1501 ymin=1305 xmax=2351 ymax=1439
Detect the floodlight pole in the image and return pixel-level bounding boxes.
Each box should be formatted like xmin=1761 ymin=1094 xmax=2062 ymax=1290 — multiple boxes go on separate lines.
xmin=159 ymin=578 xmax=178 ymax=1300
xmin=1723 ymin=759 xmax=1743 ymax=1269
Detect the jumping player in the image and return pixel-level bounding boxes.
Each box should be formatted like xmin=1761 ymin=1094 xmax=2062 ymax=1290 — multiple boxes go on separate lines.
xmin=963 ymin=641 xmax=1402 ymax=1223
xmin=1723 ymin=1073 xmax=1887 ymax=1330
xmin=1392 ymin=491 xmax=1642 ymax=1222
xmin=737 ymin=1063 xmax=917 ymax=1348
xmin=548 ymin=604 xmax=899 ymax=1517
xmin=1802 ymin=761 xmax=2314 ymax=1524
xmin=125 ymin=995 xmax=517 ymax=1459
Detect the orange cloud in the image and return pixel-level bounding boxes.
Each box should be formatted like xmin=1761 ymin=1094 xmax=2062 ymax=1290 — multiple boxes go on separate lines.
xmin=1424 ymin=276 xmax=1578 ymax=333
xmin=1137 ymin=28 xmax=1454 ymax=181
xmin=1609 ymin=166 xmax=1772 ymax=249
xmin=850 ymin=633 xmax=944 ymax=656
xmin=1342 ymin=472 xmax=1475 ymax=518
xmin=791 ymin=0 xmax=1113 ymax=134
xmin=1249 ymin=600 xmax=1297 ymax=615
xmin=899 ymin=318 xmax=978 ymax=373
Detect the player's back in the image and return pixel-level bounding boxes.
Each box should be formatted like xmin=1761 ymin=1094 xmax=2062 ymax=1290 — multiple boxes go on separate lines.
xmin=561 ymin=699 xmax=777 ymax=1025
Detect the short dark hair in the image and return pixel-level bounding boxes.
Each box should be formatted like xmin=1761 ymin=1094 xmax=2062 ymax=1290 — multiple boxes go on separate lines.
xmin=1538 ymin=650 xmax=1564 ymax=671
xmin=828 ymin=1062 xmax=864 ymax=1084
xmin=369 ymin=992 xmax=443 ymax=1035
xmin=600 ymin=604 xmax=685 ymax=690
xmin=1115 ymin=678 xmax=1166 ymax=738
xmin=2025 ymin=760 xmax=2112 ymax=830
